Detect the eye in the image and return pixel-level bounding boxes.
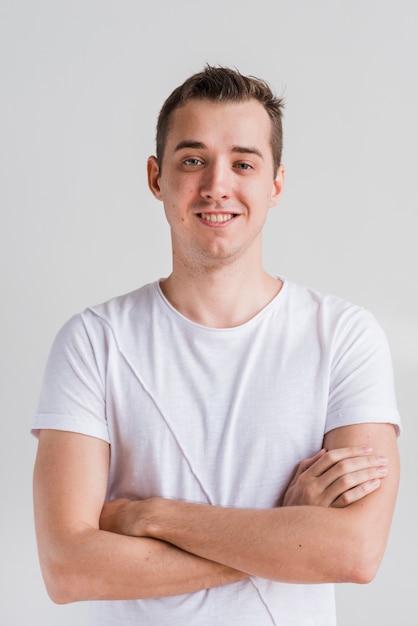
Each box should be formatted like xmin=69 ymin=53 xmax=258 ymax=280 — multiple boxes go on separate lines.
xmin=234 ymin=162 xmax=253 ymax=171
xmin=183 ymin=158 xmax=204 ymax=167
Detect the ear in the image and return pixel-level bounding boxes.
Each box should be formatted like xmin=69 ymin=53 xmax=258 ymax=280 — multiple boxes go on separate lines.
xmin=269 ymin=165 xmax=285 ymax=208
xmin=147 ymin=156 xmax=163 ymax=200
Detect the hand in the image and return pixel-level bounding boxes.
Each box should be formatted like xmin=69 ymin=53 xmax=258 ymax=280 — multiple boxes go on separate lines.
xmin=100 ymin=497 xmax=143 ymax=536
xmin=281 ymin=446 xmax=388 ymax=508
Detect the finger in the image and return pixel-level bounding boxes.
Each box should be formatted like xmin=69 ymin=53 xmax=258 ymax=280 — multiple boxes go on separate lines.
xmin=311 ymin=446 xmax=374 ymax=477
xmin=287 ymin=449 xmax=327 ymax=485
xmin=324 ymin=464 xmax=388 ymax=505
xmin=298 ymin=456 xmax=388 ymax=506
xmin=331 ymin=478 xmax=382 ymax=508
xmin=319 ymin=455 xmax=388 ymax=492
xmin=296 ymin=449 xmax=327 ymax=474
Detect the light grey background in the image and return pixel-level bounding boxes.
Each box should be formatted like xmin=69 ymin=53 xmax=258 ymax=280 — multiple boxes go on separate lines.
xmin=1 ymin=1 xmax=416 ymax=624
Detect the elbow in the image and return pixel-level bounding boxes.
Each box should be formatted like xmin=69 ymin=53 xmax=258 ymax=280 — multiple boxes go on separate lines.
xmin=338 ymin=537 xmax=384 ymax=585
xmin=42 ymin=564 xmax=80 ymax=605
xmin=330 ymin=507 xmax=390 ymax=585
xmin=39 ymin=552 xmax=89 ymax=604
xmin=346 ymin=559 xmax=380 ymax=585
xmin=36 ymin=527 xmax=101 ymax=604
xmin=47 ymin=588 xmax=74 ymax=606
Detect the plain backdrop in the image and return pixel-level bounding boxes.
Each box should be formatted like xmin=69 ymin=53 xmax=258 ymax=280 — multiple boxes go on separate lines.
xmin=1 ymin=1 xmax=417 ymax=624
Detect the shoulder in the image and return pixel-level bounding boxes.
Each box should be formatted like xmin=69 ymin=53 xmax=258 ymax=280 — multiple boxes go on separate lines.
xmin=86 ymin=281 xmax=158 ymax=326
xmin=283 ymin=279 xmax=380 ymax=332
xmin=48 ymin=282 xmax=160 ymax=359
xmin=281 ymin=280 xmax=395 ymax=374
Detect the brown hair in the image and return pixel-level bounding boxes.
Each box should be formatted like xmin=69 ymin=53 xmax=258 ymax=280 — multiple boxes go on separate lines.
xmin=155 ymin=65 xmax=284 ymax=175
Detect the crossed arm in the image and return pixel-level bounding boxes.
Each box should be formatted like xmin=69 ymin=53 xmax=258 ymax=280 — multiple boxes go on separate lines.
xmin=33 ymin=422 xmax=399 ymax=604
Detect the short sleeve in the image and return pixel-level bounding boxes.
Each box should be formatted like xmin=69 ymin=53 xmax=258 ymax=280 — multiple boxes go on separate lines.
xmin=31 ymin=312 xmax=110 ymax=443
xmin=325 ymin=308 xmax=401 ymax=435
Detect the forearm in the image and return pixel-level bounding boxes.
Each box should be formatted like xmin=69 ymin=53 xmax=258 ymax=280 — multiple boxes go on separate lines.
xmin=135 ymin=499 xmax=368 ymax=584
xmin=39 ymin=524 xmax=246 ymax=604
xmin=33 ymin=431 xmax=246 ymax=605
xmin=135 ymin=425 xmax=399 ymax=585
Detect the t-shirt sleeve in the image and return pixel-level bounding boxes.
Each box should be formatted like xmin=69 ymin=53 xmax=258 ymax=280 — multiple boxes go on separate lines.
xmin=325 ymin=307 xmax=401 ymax=435
xmin=31 ymin=312 xmax=110 ymax=443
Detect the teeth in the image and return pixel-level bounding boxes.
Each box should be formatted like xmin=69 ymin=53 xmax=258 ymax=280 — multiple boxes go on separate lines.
xmin=199 ymin=213 xmax=234 ymax=223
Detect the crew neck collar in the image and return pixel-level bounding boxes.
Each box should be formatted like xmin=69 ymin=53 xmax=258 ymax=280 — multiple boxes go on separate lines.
xmin=154 ymin=277 xmax=288 ymax=332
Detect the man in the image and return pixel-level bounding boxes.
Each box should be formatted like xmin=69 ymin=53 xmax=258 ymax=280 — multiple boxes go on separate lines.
xmin=32 ymin=66 xmax=400 ymax=625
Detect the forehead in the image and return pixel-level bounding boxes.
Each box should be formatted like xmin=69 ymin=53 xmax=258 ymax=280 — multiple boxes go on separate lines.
xmin=166 ymin=98 xmax=272 ymax=153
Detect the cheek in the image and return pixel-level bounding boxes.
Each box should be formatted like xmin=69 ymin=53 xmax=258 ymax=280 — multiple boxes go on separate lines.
xmin=244 ymin=183 xmax=272 ymax=210
xmin=163 ymin=203 xmax=189 ymax=229
xmin=162 ymin=179 xmax=195 ymax=205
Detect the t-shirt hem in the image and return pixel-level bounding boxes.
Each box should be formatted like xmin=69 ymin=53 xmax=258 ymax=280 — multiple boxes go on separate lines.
xmin=325 ymin=408 xmax=401 ymax=436
xmin=31 ymin=414 xmax=111 ymax=443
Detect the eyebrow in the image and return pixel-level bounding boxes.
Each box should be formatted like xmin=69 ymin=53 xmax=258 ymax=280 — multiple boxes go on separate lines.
xmin=173 ymin=140 xmax=264 ymax=159
xmin=174 ymin=141 xmax=206 ymax=152
xmin=231 ymin=145 xmax=264 ymax=159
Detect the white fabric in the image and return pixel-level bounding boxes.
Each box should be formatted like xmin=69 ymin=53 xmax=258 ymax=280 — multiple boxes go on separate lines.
xmin=32 ymin=278 xmax=401 ymax=625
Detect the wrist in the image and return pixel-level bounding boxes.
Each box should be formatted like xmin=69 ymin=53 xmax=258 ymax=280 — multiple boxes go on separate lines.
xmin=141 ymin=497 xmax=173 ymax=539
xmin=124 ymin=496 xmax=168 ymax=539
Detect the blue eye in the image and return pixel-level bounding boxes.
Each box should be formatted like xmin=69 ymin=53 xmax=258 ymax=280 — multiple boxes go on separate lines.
xmin=184 ymin=158 xmax=203 ymax=166
xmin=235 ymin=162 xmax=252 ymax=170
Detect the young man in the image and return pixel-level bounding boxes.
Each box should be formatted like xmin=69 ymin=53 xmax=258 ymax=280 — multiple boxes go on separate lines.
xmin=32 ymin=66 xmax=400 ymax=625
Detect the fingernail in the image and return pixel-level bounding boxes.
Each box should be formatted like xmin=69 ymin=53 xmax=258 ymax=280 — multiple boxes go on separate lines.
xmin=377 ymin=466 xmax=388 ymax=476
xmin=378 ymin=456 xmax=388 ymax=463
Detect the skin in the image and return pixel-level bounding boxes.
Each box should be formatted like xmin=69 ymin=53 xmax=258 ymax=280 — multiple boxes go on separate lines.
xmin=147 ymin=99 xmax=285 ymax=327
xmin=33 ymin=97 xmax=400 ymax=603
xmin=100 ymin=425 xmax=398 ymax=585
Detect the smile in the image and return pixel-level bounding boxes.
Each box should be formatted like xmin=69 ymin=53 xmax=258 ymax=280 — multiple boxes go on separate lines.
xmin=198 ymin=213 xmax=237 ymax=223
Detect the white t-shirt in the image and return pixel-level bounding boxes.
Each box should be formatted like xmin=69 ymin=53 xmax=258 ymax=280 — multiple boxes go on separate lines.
xmin=32 ymin=279 xmax=401 ymax=625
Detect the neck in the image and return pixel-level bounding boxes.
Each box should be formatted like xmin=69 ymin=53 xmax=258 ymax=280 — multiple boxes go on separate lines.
xmin=160 ymin=261 xmax=282 ymax=328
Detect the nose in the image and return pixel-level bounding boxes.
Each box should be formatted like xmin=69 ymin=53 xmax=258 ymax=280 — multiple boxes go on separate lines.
xmin=200 ymin=161 xmax=231 ymax=201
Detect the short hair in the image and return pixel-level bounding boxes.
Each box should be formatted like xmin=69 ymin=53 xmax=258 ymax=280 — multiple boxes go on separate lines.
xmin=156 ymin=65 xmax=284 ymax=175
